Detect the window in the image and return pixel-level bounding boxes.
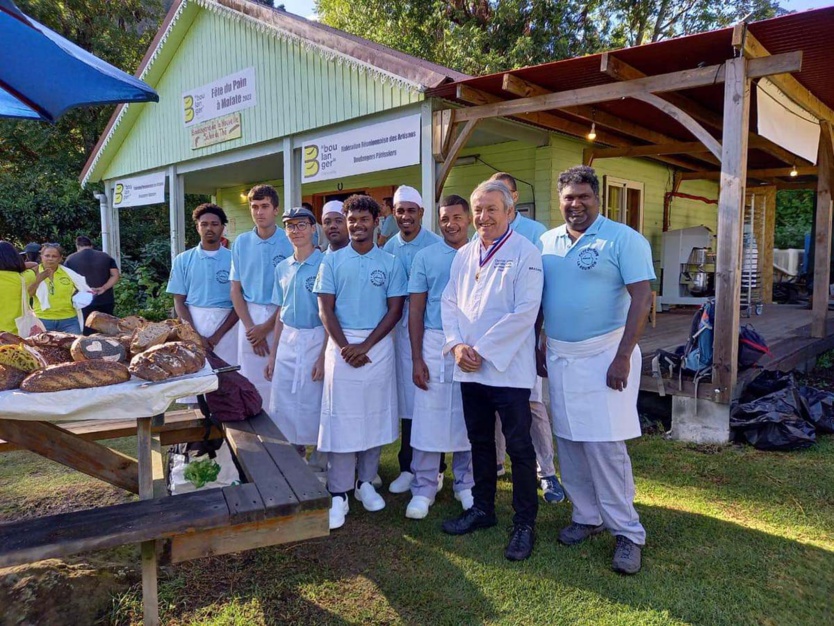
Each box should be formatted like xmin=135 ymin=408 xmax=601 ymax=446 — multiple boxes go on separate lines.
xmin=603 ymin=176 xmax=644 ymax=233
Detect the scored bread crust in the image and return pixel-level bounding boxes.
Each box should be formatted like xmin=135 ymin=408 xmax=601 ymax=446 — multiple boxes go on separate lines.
xmin=70 ymin=336 xmax=127 ymax=363
xmin=129 ymin=341 xmax=206 ymax=382
xmin=24 ymin=345 xmax=72 ymax=366
xmin=24 ymin=331 xmax=78 ymax=349
xmin=0 ymin=364 xmax=27 ymax=391
xmin=0 ymin=332 xmax=24 ymax=346
xmin=20 ymin=361 xmax=130 ymax=392
xmin=85 ymin=311 xmax=121 ymax=335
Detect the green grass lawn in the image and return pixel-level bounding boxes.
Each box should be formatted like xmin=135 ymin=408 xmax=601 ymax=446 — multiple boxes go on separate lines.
xmin=1 ymin=434 xmax=832 ymax=626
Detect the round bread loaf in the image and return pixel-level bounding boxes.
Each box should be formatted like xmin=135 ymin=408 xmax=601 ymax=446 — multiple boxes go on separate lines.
xmin=129 ymin=341 xmax=205 ymax=382
xmin=25 ymin=331 xmax=78 ymax=349
xmin=0 ymin=364 xmax=27 ymax=391
xmin=20 ymin=360 xmax=130 ymax=393
xmin=0 ymin=332 xmax=23 ymax=346
xmin=130 ymin=321 xmax=171 ymax=354
xmin=85 ymin=311 xmax=122 ymax=335
xmin=24 ymin=345 xmax=72 ymax=366
xmin=71 ymin=336 xmax=127 ymax=363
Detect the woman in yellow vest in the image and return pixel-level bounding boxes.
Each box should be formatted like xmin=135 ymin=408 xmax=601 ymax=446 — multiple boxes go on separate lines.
xmin=27 ymin=243 xmax=89 ymax=334
xmin=0 ymin=241 xmax=35 ymax=335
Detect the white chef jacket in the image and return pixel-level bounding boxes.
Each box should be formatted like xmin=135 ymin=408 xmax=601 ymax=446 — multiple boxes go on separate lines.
xmin=440 ymin=230 xmax=543 ymax=389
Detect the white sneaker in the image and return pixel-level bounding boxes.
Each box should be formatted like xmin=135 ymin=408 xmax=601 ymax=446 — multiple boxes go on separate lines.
xmin=371 ymin=473 xmax=383 ymax=488
xmin=329 ymin=495 xmax=349 ymax=530
xmin=388 ymin=471 xmax=414 ymax=494
xmin=437 ymin=472 xmax=444 ymax=493
xmin=355 ymin=481 xmax=386 ymax=511
xmin=405 ymin=495 xmax=434 ymax=520
xmin=455 ymin=488 xmax=474 ymax=511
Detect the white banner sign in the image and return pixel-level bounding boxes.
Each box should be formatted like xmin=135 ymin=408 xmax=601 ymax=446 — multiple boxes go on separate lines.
xmin=182 ymin=67 xmax=257 ymax=127
xmin=113 ymin=171 xmax=166 ymax=208
xmin=302 ymin=114 xmax=421 ymax=183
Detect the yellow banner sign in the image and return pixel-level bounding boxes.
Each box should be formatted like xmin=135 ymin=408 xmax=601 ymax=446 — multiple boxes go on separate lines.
xmin=190 ymin=112 xmax=242 ymax=150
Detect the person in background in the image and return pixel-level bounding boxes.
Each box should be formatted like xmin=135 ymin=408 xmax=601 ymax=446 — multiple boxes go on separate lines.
xmin=405 ymin=195 xmax=474 ymax=520
xmin=377 ymin=196 xmax=398 ymax=247
xmin=167 ymin=204 xmax=239 ymax=366
xmin=322 ymin=201 xmax=349 ymax=253
xmin=230 ymin=184 xmax=293 ymax=403
xmin=488 ymin=172 xmax=565 ymax=505
xmin=0 ymin=241 xmax=35 ymax=334
xmin=540 ymin=165 xmax=653 ymax=575
xmin=19 ymin=242 xmax=40 ymax=270
xmin=65 ymin=235 xmax=120 ymax=335
xmin=301 ymin=201 xmax=328 ymax=252
xmin=314 ymin=194 xmax=406 ymax=530
xmin=27 ymin=243 xmax=89 ymax=334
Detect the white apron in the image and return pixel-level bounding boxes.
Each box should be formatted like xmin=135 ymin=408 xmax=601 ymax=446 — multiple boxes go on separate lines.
xmin=412 ymin=329 xmax=471 ymax=453
xmin=318 ymin=330 xmax=397 ymax=453
xmin=179 ymin=306 xmax=239 ymax=405
xmin=268 ymin=325 xmax=326 ymax=445
xmin=237 ymin=303 xmax=276 ymax=409
xmin=546 ymin=327 xmax=641 ymax=442
xmin=394 ymin=301 xmax=415 ymax=420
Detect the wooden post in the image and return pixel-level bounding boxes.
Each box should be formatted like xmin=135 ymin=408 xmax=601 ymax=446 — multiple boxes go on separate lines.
xmin=137 ymin=417 xmax=159 ymax=626
xmin=168 ymin=166 xmax=185 ymax=267
xmin=812 ymin=121 xmax=834 ymax=338
xmin=421 ymin=101 xmax=437 ymax=232
xmin=760 ymin=186 xmax=777 ymax=305
xmin=712 ymin=57 xmax=751 ymax=404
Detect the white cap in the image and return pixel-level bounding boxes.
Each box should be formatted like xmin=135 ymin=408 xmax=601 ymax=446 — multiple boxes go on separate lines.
xmin=393 ymin=185 xmax=423 ymax=207
xmin=322 ymin=200 xmax=344 ymax=217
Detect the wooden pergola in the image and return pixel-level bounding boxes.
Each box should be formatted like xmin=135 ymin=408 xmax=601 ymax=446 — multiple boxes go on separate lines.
xmin=427 ymin=8 xmax=834 ymax=408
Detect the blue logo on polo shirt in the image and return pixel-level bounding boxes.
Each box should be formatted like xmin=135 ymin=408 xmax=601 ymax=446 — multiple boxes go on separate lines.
xmin=216 ymin=270 xmax=230 ymax=284
xmin=370 ymin=269 xmax=386 ymax=287
xmin=272 ymin=254 xmax=287 ymax=267
xmin=577 ymin=247 xmax=599 ymax=271
xmin=305 ymin=276 xmax=315 ymax=292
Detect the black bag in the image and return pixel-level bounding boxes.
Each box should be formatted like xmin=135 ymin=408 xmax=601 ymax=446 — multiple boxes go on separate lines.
xmin=200 ymin=351 xmax=262 ymax=422
xmin=738 ymin=325 xmax=773 ymax=370
xmin=730 ymin=387 xmax=816 ymax=451
xmin=739 ymin=370 xmax=795 ymax=403
xmin=797 ymin=386 xmax=834 ymax=434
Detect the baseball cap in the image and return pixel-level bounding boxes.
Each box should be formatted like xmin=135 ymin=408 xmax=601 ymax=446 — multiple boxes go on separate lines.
xmin=282 ymin=207 xmax=316 ymax=224
xmin=20 ymin=242 xmax=41 ymax=255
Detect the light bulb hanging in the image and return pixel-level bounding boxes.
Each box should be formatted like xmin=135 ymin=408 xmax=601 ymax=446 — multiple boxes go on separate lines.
xmin=790 ymin=163 xmax=798 ymax=177
xmin=587 ymin=122 xmax=597 ymax=142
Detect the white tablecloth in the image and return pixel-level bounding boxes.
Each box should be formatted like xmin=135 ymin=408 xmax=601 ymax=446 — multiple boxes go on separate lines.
xmin=0 ymin=363 xmax=218 ymax=422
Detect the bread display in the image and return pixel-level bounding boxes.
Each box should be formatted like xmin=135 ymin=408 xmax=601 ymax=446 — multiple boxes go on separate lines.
xmin=0 ymin=344 xmax=43 ymax=372
xmin=0 ymin=364 xmax=27 ymax=391
xmin=70 ymin=336 xmax=127 ymax=363
xmin=130 ymin=321 xmax=171 ymax=354
xmin=129 ymin=342 xmax=206 ymax=382
xmin=0 ymin=332 xmax=23 ymax=346
xmin=24 ymin=331 xmax=77 ymax=349
xmin=20 ymin=360 xmax=130 ymax=392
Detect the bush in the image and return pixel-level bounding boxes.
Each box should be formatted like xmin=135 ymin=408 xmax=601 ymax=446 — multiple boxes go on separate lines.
xmin=114 ymin=239 xmax=174 ymax=321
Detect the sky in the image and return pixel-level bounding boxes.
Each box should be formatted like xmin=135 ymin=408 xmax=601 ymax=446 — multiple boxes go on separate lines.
xmin=278 ymin=0 xmax=833 ymax=21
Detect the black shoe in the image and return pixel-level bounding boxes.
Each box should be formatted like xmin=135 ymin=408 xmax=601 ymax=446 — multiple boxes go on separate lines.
xmin=441 ymin=506 xmax=497 ymax=535
xmin=505 ymin=523 xmax=535 ymax=561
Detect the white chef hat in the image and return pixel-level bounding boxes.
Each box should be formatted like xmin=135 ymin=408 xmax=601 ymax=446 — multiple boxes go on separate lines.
xmin=393 ymin=185 xmax=423 ymax=207
xmin=322 ymin=200 xmax=344 ymax=216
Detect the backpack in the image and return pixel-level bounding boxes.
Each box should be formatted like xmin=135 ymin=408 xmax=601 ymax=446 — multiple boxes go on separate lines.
xmin=681 ymin=299 xmax=715 ymax=375
xmin=738 ymin=325 xmax=773 ymax=370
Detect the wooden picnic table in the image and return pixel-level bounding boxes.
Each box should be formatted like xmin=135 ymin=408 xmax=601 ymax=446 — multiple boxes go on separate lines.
xmin=0 ymin=382 xmax=329 ymax=625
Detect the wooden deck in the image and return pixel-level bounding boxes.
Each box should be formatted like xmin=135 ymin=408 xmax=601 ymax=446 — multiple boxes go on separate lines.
xmin=639 ymin=304 xmax=834 ymax=400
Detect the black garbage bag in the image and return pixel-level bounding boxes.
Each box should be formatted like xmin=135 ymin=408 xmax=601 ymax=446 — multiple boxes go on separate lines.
xmin=798 ymin=386 xmax=834 ymax=434
xmin=740 ymin=370 xmax=796 ymax=403
xmin=730 ymin=387 xmax=816 ymax=451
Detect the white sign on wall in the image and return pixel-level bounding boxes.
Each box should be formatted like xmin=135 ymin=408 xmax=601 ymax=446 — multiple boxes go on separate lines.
xmin=302 ymin=114 xmax=421 ymax=183
xmin=113 ymin=171 xmax=166 ymax=208
xmin=182 ymin=67 xmax=257 ymax=127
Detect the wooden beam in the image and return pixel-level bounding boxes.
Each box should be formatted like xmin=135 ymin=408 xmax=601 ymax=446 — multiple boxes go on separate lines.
xmin=137 ymin=417 xmax=160 ymax=626
xmin=630 ymin=92 xmax=722 ymax=160
xmin=742 ymin=32 xmax=834 ymax=126
xmin=761 ymin=185 xmax=777 ymax=304
xmin=591 ymin=141 xmax=710 ymax=159
xmin=0 ymin=419 xmax=139 ymax=493
xmin=712 ymin=57 xmax=751 ymax=405
xmin=435 ymin=119 xmax=481 ymax=201
xmin=453 ymin=53 xmax=801 ymax=124
xmin=601 ymin=54 xmax=813 ymax=167
xmin=501 ymin=73 xmax=720 ymax=166
xmin=432 ymin=109 xmax=454 ymax=161
xmin=812 ymin=121 xmax=834 ymax=338
xmin=680 ymin=166 xmax=817 ymax=181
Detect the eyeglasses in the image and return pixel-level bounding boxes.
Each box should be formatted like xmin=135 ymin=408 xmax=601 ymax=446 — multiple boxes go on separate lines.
xmin=285 ymin=222 xmax=311 ymax=232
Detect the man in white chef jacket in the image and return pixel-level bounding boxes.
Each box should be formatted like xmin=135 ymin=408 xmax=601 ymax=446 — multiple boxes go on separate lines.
xmin=383 ymin=185 xmax=442 ymax=494
xmin=314 ymin=194 xmax=407 ymax=530
xmin=405 ymin=195 xmax=474 ymax=519
xmin=540 ymin=165 xmax=653 ymax=575
xmin=440 ymin=180 xmax=542 ymax=562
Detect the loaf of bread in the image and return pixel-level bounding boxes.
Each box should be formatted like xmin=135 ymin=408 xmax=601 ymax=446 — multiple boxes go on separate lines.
xmin=130 ymin=321 xmax=171 ymax=354
xmin=119 ymin=315 xmax=146 ymax=332
xmin=70 ymin=336 xmax=127 ymax=363
xmin=20 ymin=360 xmax=130 ymax=393
xmin=85 ymin=311 xmax=121 ymax=335
xmin=129 ymin=341 xmax=206 ymax=382
xmin=0 ymin=364 xmax=27 ymax=391
xmin=0 ymin=344 xmax=42 ymax=372
xmin=25 ymin=331 xmax=78 ymax=349
xmin=25 ymin=345 xmax=72 ymax=366
xmin=0 ymin=332 xmax=23 ymax=346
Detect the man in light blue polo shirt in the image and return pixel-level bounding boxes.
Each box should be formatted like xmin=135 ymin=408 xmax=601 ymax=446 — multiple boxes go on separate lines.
xmin=383 ymin=185 xmax=442 ymax=494
xmin=377 ymin=196 xmax=399 ymax=246
xmin=488 ymin=171 xmax=565 ymax=506
xmin=540 ymin=165 xmax=654 ymax=575
xmin=230 ymin=184 xmax=293 ymax=404
xmin=265 ymin=207 xmax=327 ymax=453
xmin=314 ymin=194 xmax=407 ymax=530
xmin=167 ymin=203 xmax=239 ymax=367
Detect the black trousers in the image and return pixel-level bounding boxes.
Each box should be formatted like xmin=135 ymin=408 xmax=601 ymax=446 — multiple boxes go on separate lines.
xmin=461 ymin=382 xmax=538 ymax=526
xmin=81 ymin=302 xmax=115 ymax=336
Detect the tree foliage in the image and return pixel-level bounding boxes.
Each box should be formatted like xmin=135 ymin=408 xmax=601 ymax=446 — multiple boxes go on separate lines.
xmin=775 ymin=189 xmax=813 ymax=250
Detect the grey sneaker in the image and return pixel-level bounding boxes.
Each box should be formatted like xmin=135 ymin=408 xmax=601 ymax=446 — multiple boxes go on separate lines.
xmin=612 ymin=535 xmax=642 ymax=575
xmin=558 ymin=522 xmax=605 ymax=546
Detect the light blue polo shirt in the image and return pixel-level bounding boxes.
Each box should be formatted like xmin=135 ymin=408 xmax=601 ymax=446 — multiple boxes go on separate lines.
xmin=383 ymin=227 xmax=442 ymax=278
xmin=230 ymin=227 xmax=293 ymax=304
xmin=380 ymin=215 xmax=399 ymax=238
xmin=541 ymin=216 xmax=655 ymax=342
xmin=511 ymin=212 xmax=547 ymax=251
xmin=408 ymin=241 xmax=457 ymax=331
xmin=272 ymin=249 xmax=324 ymax=329
xmin=314 ymin=245 xmax=408 ymax=330
xmin=166 ymin=245 xmax=233 ymax=308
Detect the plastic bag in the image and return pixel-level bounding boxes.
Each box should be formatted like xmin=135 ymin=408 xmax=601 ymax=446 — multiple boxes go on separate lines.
xmin=730 ymin=387 xmax=816 ymax=451
xmin=798 ymin=386 xmax=834 ymax=434
xmin=740 ymin=370 xmax=795 ymax=403
xmin=167 ymin=440 xmax=241 ymax=495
